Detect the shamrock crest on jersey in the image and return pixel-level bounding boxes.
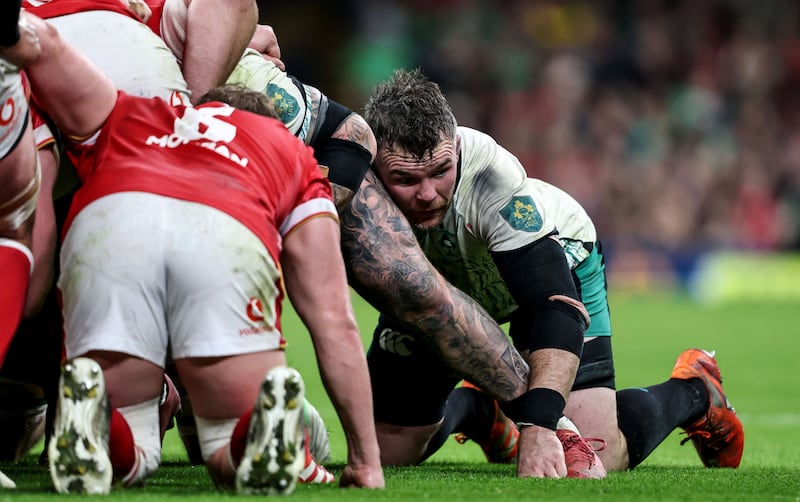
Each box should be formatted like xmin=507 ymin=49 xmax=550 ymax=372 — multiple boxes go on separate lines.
xmin=499 ymin=196 xmax=543 ymax=232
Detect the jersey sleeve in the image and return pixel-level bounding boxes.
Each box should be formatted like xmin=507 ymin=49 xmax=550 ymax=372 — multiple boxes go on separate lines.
xmin=278 ymin=144 xmax=337 ymax=237
xmin=458 ymin=128 xmax=557 ymax=253
xmin=226 ymin=50 xmax=311 ymax=142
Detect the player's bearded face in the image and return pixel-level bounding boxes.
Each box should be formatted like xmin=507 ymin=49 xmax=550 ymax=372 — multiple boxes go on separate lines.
xmin=376 ymin=137 xmax=460 ymax=230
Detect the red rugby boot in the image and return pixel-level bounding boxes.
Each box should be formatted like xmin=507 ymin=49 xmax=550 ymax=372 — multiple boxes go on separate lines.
xmin=670 ymin=349 xmax=744 ymax=468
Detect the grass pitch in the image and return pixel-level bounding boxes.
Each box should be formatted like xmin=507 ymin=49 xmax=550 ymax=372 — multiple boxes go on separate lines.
xmin=3 ymin=291 xmax=799 ymax=501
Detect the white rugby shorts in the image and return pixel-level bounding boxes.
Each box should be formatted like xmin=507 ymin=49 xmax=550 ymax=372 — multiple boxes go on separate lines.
xmin=58 ymin=192 xmax=284 ymax=365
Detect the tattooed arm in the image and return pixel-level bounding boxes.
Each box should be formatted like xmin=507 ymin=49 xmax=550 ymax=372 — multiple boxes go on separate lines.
xmin=303 ymin=84 xmax=529 ymax=401
xmin=338 ymin=169 xmax=529 ymax=401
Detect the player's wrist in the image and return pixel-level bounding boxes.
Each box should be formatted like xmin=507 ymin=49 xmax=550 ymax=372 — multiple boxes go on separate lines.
xmin=500 ymin=387 xmax=566 ymax=431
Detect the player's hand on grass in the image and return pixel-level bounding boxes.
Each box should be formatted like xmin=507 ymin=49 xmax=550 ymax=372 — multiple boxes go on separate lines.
xmin=516 ymin=425 xmax=567 ymax=478
xmin=339 ymin=463 xmax=385 ymax=488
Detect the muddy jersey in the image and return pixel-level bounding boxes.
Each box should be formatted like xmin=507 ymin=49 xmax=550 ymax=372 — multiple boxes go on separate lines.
xmin=64 ymin=93 xmax=336 ymax=265
xmin=23 ymin=0 xmax=189 ymax=100
xmin=227 ymin=52 xmax=314 ymax=144
xmin=413 ymin=126 xmax=597 ymax=321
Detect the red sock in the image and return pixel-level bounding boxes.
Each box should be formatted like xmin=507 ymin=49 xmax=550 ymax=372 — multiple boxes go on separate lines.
xmin=0 ymin=239 xmax=32 ymax=364
xmin=109 ymin=408 xmax=137 ymax=481
xmin=229 ymin=409 xmax=253 ymax=464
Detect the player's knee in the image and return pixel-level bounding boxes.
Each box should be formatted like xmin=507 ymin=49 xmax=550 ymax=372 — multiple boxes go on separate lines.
xmin=0 ymin=155 xmax=40 ymax=237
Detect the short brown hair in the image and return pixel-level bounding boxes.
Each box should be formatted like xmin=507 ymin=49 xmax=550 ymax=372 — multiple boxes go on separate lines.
xmin=197 ymin=84 xmax=279 ymax=119
xmin=364 ymin=68 xmax=457 ymax=160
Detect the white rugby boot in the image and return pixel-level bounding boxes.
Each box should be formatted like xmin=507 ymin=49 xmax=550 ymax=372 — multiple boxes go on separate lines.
xmin=48 ymin=357 xmax=112 ymax=494
xmin=236 ymin=366 xmax=306 ymax=495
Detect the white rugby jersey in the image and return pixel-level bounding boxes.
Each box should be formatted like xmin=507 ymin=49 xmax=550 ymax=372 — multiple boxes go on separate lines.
xmin=413 ymin=126 xmax=597 ymax=320
xmin=0 ymin=64 xmax=28 ymax=158
xmin=227 ymin=51 xmax=313 ymax=143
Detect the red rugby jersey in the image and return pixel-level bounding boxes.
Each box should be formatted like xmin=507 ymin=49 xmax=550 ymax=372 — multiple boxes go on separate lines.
xmin=63 ymin=93 xmax=336 ymax=265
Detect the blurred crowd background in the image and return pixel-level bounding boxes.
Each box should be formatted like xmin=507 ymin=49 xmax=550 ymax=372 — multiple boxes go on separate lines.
xmin=260 ymin=0 xmax=800 ymax=290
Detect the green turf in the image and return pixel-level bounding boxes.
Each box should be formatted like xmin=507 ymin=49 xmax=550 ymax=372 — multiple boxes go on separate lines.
xmin=3 ymin=292 xmax=799 ymax=500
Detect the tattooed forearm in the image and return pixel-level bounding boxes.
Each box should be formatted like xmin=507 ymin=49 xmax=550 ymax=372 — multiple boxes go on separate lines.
xmin=415 ymin=284 xmax=529 ymax=400
xmin=341 ymin=171 xmax=529 ymax=401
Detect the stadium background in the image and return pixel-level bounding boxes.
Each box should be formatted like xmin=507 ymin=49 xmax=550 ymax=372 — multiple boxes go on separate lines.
xmin=257 ymin=0 xmax=800 ymax=303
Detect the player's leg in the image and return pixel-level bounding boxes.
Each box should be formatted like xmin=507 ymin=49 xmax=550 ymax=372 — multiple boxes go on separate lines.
xmin=559 ymin=243 xmax=620 ymax=471
xmin=433 ymin=382 xmax=519 ymax=464
xmin=174 ymin=350 xmax=308 ymax=493
xmin=563 ymin=337 xmax=628 ymax=471
xmin=668 ymin=348 xmax=743 ymax=467
xmin=367 ymin=314 xmax=460 ymax=465
xmin=22 ymin=144 xmax=58 ymax=317
xmin=52 ymin=193 xmax=176 ymax=492
xmin=168 ymin=362 xmax=329 ymax=471
xmin=162 ymin=199 xmax=327 ymax=493
xmin=615 ymin=349 xmax=744 ymax=469
xmin=0 ymin=93 xmax=38 ymax=364
xmin=0 ymin=377 xmax=47 ymax=461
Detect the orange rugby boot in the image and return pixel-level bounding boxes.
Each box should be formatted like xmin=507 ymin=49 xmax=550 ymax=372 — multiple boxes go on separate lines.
xmin=670 ymin=348 xmax=744 ymax=468
xmin=454 ymin=382 xmax=519 ymax=463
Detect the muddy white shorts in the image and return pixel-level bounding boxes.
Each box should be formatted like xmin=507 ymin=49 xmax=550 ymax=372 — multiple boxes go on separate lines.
xmin=58 ymin=192 xmax=284 ymax=365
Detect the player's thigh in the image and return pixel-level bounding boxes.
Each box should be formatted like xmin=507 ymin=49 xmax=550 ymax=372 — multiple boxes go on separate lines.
xmin=566 ymin=336 xmax=629 ymax=469
xmin=368 ymin=315 xmax=459 ymax=427
xmin=565 ymin=385 xmax=629 ymax=471
xmin=174 ymin=350 xmax=287 ymax=421
xmin=565 ymin=387 xmax=619 ymax=438
xmin=568 ymin=336 xmax=618 ymax=434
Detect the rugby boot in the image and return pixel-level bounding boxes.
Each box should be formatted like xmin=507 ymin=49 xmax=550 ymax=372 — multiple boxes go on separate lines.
xmin=48 ymin=357 xmax=112 ymax=494
xmin=297 ymin=428 xmax=335 ymax=484
xmin=454 ymin=382 xmax=519 ymax=463
xmin=556 ymin=429 xmax=607 ymax=479
xmin=302 ymin=398 xmax=331 ymax=463
xmin=235 ymin=366 xmax=306 ymax=495
xmin=670 ymin=348 xmax=744 ymax=468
